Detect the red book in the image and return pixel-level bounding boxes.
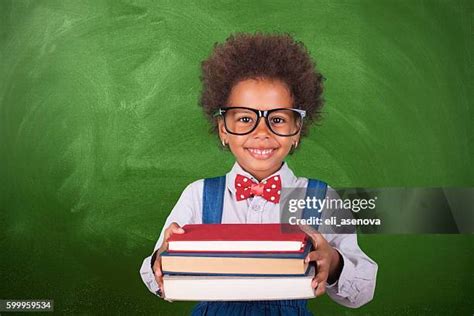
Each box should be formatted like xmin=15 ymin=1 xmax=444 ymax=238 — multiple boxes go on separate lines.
xmin=167 ymin=224 xmax=308 ymax=252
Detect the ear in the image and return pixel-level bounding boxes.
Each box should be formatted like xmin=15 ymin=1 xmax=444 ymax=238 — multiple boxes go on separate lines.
xmin=292 ymin=133 xmax=301 ymax=148
xmin=294 ymin=133 xmax=301 ymax=144
xmin=217 ymin=118 xmax=227 ymax=143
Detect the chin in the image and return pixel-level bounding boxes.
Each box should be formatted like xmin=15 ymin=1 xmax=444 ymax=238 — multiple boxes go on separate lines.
xmin=242 ymin=159 xmax=282 ymax=174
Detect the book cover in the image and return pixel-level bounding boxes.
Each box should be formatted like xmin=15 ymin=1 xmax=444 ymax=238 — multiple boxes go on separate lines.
xmin=163 ymin=265 xmax=316 ymax=301
xmin=167 ymin=223 xmax=308 ymax=252
xmin=161 ymin=242 xmax=313 ymax=276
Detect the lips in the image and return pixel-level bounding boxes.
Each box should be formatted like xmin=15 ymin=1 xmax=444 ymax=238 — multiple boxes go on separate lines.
xmin=246 ymin=148 xmax=276 ymax=160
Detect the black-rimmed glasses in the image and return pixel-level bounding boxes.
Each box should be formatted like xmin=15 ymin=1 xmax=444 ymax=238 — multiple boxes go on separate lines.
xmin=214 ymin=107 xmax=306 ymax=137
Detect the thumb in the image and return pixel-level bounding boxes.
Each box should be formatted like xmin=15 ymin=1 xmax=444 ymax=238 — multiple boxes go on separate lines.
xmin=173 ymin=227 xmax=185 ymax=234
xmin=308 ymin=230 xmax=323 ymax=248
xmin=169 ymin=222 xmax=185 ymax=234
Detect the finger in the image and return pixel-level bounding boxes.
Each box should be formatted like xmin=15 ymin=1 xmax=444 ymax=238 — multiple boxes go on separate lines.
xmin=308 ymin=230 xmax=324 ymax=248
xmin=315 ymin=281 xmax=327 ymax=297
xmin=153 ymin=256 xmax=163 ymax=278
xmin=154 ymin=270 xmax=164 ymax=295
xmin=168 ymin=222 xmax=185 ymax=235
xmin=158 ymin=239 xmax=169 ymax=254
xmin=157 ymin=278 xmax=164 ymax=296
xmin=305 ymin=250 xmax=324 ymax=263
xmin=311 ymin=275 xmax=319 ymax=290
xmin=312 ymin=269 xmax=329 ymax=289
xmin=159 ymin=223 xmax=185 ymax=253
xmin=311 ymin=265 xmax=329 ymax=288
xmin=163 ymin=223 xmax=185 ymax=245
xmin=171 ymin=227 xmax=185 ymax=234
xmin=153 ymin=257 xmax=165 ymax=297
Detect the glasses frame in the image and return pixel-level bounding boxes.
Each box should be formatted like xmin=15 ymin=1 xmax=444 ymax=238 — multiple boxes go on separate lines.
xmin=214 ymin=106 xmax=306 ymax=137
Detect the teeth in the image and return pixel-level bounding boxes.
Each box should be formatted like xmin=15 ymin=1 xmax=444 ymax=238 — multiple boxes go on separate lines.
xmin=249 ymin=148 xmax=273 ymax=155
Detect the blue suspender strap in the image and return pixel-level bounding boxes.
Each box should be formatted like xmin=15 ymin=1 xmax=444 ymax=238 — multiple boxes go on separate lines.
xmin=202 ymin=176 xmax=226 ymax=224
xmin=303 ymin=178 xmax=328 ymax=230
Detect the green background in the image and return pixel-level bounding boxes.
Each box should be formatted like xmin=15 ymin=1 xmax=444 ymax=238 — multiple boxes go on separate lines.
xmin=0 ymin=0 xmax=472 ymax=314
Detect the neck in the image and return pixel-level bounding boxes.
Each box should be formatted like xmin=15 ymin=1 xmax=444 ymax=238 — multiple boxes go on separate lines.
xmin=238 ymin=162 xmax=284 ymax=182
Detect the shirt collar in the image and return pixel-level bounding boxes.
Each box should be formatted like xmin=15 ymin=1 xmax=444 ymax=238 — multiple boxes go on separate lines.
xmin=225 ymin=161 xmax=298 ymax=195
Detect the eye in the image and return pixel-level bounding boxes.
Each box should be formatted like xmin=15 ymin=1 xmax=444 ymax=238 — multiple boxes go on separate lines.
xmin=238 ymin=116 xmax=254 ymax=123
xmin=270 ymin=117 xmax=286 ymax=124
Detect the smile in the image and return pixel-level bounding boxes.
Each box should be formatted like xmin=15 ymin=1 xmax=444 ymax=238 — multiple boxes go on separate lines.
xmin=246 ymin=148 xmax=276 ymax=160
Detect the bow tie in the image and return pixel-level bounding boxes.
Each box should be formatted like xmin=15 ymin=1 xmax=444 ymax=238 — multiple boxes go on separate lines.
xmin=234 ymin=174 xmax=282 ymax=203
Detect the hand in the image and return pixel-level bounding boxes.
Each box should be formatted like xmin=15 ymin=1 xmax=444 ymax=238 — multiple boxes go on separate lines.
xmin=152 ymin=222 xmax=185 ymax=298
xmin=305 ymin=230 xmax=343 ymax=297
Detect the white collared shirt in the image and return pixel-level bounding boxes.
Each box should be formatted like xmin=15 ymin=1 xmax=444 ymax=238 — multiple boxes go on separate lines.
xmin=140 ymin=162 xmax=378 ymax=308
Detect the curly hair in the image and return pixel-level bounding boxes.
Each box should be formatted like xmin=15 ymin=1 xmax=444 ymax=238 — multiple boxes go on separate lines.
xmin=199 ymin=32 xmax=325 ymax=137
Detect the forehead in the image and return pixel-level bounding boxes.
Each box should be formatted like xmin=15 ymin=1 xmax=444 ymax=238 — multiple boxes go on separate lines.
xmin=227 ymin=78 xmax=293 ymax=110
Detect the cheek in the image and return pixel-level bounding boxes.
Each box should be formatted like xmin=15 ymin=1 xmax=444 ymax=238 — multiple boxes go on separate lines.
xmin=277 ymin=138 xmax=294 ymax=151
xmin=228 ymin=137 xmax=247 ymax=150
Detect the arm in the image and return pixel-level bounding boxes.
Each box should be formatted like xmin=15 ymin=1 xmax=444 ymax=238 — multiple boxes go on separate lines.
xmin=324 ymin=233 xmax=378 ymax=308
xmin=139 ymin=180 xmax=203 ymax=296
xmin=321 ymin=187 xmax=378 ymax=308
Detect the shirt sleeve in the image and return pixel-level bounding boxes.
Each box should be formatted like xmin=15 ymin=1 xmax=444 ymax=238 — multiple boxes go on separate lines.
xmin=321 ymin=187 xmax=378 ymax=308
xmin=139 ymin=179 xmax=203 ymax=296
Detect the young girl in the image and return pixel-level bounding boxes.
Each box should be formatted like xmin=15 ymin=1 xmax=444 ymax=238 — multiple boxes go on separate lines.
xmin=140 ymin=33 xmax=377 ymax=315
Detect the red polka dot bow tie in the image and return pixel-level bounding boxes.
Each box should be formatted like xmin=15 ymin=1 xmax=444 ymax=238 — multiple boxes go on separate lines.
xmin=234 ymin=174 xmax=282 ymax=203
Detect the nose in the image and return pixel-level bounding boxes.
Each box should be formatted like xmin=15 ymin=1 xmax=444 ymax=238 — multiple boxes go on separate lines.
xmin=252 ymin=117 xmax=271 ymax=138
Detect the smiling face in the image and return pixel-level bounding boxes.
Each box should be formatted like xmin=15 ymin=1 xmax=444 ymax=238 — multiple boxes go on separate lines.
xmin=218 ymin=78 xmax=300 ymax=181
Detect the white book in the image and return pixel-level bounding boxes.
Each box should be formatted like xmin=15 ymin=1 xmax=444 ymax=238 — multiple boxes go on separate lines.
xmin=163 ymin=266 xmax=316 ymax=301
xmin=168 ymin=240 xmax=305 ymax=252
xmin=166 ymin=224 xmax=308 ymax=252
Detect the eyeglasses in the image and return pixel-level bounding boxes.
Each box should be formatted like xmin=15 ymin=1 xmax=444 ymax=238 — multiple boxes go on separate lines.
xmin=214 ymin=106 xmax=306 ymax=137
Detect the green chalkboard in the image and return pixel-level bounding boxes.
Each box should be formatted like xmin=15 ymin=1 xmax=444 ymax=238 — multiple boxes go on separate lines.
xmin=0 ymin=0 xmax=472 ymax=314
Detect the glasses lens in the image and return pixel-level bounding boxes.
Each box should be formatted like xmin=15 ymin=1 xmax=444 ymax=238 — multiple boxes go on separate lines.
xmin=224 ymin=108 xmax=258 ymax=134
xmin=267 ymin=109 xmax=302 ymax=136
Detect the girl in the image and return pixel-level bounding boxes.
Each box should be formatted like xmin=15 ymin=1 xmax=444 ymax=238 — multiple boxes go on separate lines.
xmin=140 ymin=33 xmax=377 ymax=315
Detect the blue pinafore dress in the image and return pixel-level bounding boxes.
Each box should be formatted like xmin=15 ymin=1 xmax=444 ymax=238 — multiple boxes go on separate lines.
xmin=191 ymin=176 xmax=327 ymax=316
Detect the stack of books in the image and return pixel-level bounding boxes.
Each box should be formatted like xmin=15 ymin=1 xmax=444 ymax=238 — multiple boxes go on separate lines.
xmin=161 ymin=224 xmax=316 ymax=301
